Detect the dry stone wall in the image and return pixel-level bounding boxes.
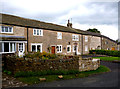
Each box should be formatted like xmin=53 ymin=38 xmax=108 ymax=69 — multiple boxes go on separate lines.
xmin=5 ymin=57 xmax=100 ymax=74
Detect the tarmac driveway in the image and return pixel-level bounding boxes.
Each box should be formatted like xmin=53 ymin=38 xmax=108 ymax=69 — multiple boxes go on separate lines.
xmin=28 ymin=61 xmax=120 ymax=87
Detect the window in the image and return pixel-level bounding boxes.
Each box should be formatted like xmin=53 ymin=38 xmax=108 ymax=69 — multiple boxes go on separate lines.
xmin=33 ymin=29 xmax=43 ymax=36
xmin=85 ymin=36 xmax=88 ymax=42
xmin=32 ymin=45 xmax=36 ymax=52
xmin=19 ymin=43 xmax=23 ymax=52
xmin=67 ymin=45 xmax=71 ymax=53
xmin=72 ymin=34 xmax=79 ymax=41
xmin=85 ymin=45 xmax=88 ymax=51
xmin=105 ymin=41 xmax=108 ymax=44
xmin=34 ymin=29 xmax=36 ymax=35
xmin=4 ymin=43 xmax=9 ymax=52
xmin=57 ymin=32 xmax=62 ymax=39
xmin=1 ymin=26 xmax=13 ymax=33
xmin=57 ymin=45 xmax=62 ymax=53
xmin=73 ymin=45 xmax=77 ymax=52
xmin=1 ymin=42 xmax=16 ymax=53
xmin=10 ymin=43 xmax=15 ymax=52
xmin=31 ymin=43 xmax=42 ymax=52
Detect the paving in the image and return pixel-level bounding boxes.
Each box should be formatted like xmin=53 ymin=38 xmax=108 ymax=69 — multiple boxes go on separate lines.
xmin=2 ymin=73 xmax=28 ymax=88
xmin=27 ymin=61 xmax=120 ymax=87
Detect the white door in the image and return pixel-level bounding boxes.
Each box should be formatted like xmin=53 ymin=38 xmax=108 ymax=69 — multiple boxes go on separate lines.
xmin=18 ymin=43 xmax=24 ymax=57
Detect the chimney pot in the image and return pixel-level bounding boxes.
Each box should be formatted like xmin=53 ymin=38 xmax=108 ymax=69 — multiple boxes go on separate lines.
xmin=67 ymin=19 xmax=72 ymax=28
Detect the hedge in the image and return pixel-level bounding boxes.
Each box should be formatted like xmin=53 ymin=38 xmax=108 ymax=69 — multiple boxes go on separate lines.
xmin=89 ymin=50 xmax=120 ymax=57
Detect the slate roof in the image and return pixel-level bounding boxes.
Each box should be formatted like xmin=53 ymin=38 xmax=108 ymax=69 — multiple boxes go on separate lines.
xmin=0 ymin=13 xmax=116 ymax=43
xmin=0 ymin=13 xmax=84 ymax=34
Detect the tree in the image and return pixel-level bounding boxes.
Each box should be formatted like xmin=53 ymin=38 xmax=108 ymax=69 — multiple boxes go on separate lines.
xmin=87 ymin=28 xmax=100 ymax=33
xmin=116 ymin=39 xmax=120 ymax=43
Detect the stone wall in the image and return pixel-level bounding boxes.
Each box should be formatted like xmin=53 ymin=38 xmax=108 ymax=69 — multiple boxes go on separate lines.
xmin=102 ymin=37 xmax=117 ymax=50
xmin=118 ymin=44 xmax=120 ymax=51
xmin=79 ymin=58 xmax=100 ymax=71
xmin=28 ymin=28 xmax=82 ymax=55
xmin=82 ymin=35 xmax=91 ymax=54
xmin=90 ymin=36 xmax=101 ymax=50
xmin=5 ymin=57 xmax=100 ymax=74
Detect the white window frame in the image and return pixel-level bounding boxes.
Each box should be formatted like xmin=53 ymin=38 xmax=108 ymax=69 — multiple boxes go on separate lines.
xmin=57 ymin=45 xmax=62 ymax=53
xmin=85 ymin=45 xmax=88 ymax=52
xmin=1 ymin=42 xmax=16 ymax=53
xmin=72 ymin=34 xmax=79 ymax=41
xmin=57 ymin=32 xmax=62 ymax=39
xmin=73 ymin=45 xmax=75 ymax=52
xmin=18 ymin=43 xmax=24 ymax=52
xmin=67 ymin=45 xmax=71 ymax=53
xmin=1 ymin=26 xmax=13 ymax=33
xmin=85 ymin=36 xmax=88 ymax=42
xmin=33 ymin=29 xmax=43 ymax=36
xmin=31 ymin=43 xmax=42 ymax=52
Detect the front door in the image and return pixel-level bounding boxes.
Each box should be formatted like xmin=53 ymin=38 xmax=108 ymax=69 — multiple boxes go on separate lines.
xmin=51 ymin=46 xmax=55 ymax=54
xmin=111 ymin=47 xmax=115 ymax=50
xmin=18 ymin=43 xmax=24 ymax=57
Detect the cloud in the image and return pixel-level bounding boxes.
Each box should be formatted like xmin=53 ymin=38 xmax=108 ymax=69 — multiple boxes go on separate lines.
xmin=58 ymin=2 xmax=118 ymax=25
xmin=0 ymin=0 xmax=118 ymax=40
xmin=73 ymin=23 xmax=118 ymax=40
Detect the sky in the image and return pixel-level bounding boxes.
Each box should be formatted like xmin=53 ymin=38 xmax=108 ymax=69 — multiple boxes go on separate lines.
xmin=0 ymin=0 xmax=119 ymax=40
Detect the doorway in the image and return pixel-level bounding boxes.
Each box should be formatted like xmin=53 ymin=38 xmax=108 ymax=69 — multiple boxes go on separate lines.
xmin=18 ymin=43 xmax=24 ymax=57
xmin=51 ymin=46 xmax=55 ymax=54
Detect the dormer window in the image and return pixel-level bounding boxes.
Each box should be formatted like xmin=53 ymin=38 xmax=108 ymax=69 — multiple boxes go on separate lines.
xmin=1 ymin=26 xmax=13 ymax=33
xmin=33 ymin=29 xmax=43 ymax=36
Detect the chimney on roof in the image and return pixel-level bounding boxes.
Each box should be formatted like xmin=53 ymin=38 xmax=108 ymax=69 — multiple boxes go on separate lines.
xmin=67 ymin=19 xmax=72 ymax=28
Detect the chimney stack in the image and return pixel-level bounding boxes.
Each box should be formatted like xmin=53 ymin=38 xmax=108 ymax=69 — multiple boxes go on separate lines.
xmin=67 ymin=19 xmax=72 ymax=28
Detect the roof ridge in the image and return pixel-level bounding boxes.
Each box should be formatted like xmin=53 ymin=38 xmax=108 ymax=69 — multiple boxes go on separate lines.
xmin=0 ymin=13 xmax=71 ymax=29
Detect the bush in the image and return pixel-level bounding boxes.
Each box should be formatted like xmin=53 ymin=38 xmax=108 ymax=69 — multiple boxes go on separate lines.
xmin=89 ymin=50 xmax=120 ymax=57
xmin=3 ymin=70 xmax=12 ymax=75
xmin=25 ymin=52 xmax=57 ymax=60
xmin=14 ymin=70 xmax=80 ymax=78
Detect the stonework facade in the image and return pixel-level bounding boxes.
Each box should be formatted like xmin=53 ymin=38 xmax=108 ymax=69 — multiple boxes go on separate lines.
xmin=101 ymin=37 xmax=118 ymax=50
xmin=0 ymin=13 xmax=118 ymax=57
xmin=89 ymin=36 xmax=101 ymax=50
xmin=117 ymin=44 xmax=120 ymax=51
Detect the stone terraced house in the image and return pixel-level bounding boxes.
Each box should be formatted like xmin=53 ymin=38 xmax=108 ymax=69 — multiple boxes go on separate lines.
xmin=117 ymin=43 xmax=120 ymax=51
xmin=0 ymin=13 xmax=118 ymax=57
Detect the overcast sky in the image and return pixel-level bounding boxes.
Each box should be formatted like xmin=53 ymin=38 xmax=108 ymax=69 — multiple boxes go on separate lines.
xmin=0 ymin=0 xmax=119 ymax=40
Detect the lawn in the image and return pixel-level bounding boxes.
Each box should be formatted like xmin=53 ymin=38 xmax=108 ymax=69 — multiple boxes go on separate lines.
xmin=93 ymin=57 xmax=120 ymax=61
xmin=17 ymin=65 xmax=110 ymax=85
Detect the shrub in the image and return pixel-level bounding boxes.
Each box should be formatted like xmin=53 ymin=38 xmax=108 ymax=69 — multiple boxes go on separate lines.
xmin=3 ymin=70 xmax=12 ymax=75
xmin=25 ymin=52 xmax=57 ymax=60
xmin=89 ymin=50 xmax=120 ymax=57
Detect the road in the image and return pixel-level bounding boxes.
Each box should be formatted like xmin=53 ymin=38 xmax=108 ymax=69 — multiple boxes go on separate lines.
xmin=27 ymin=61 xmax=120 ymax=87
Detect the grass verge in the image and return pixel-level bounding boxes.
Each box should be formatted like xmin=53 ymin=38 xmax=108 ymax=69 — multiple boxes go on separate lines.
xmin=93 ymin=57 xmax=120 ymax=61
xmin=17 ymin=65 xmax=110 ymax=85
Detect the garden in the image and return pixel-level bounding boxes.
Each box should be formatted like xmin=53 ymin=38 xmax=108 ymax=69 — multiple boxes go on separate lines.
xmin=2 ymin=51 xmax=111 ymax=86
xmin=89 ymin=49 xmax=120 ymax=57
xmin=3 ymin=65 xmax=110 ymax=85
xmin=89 ymin=49 xmax=120 ymax=62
